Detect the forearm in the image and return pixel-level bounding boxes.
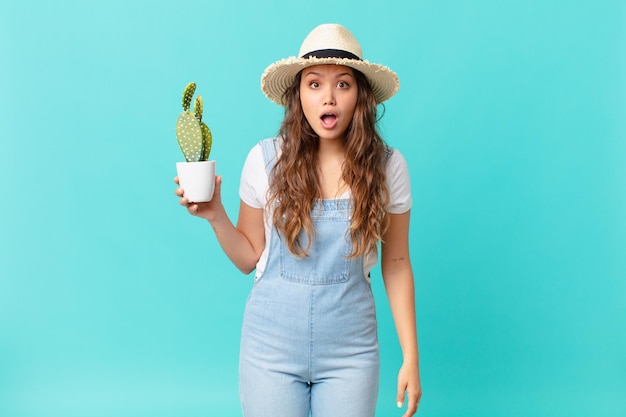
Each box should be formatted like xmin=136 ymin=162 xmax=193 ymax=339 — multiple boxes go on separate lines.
xmin=380 ymin=212 xmax=419 ymax=364
xmin=208 ymin=206 xmax=262 ymax=274
xmin=383 ymin=269 xmax=420 ymax=364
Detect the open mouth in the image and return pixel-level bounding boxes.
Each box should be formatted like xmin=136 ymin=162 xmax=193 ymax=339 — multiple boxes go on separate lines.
xmin=320 ymin=113 xmax=338 ymax=129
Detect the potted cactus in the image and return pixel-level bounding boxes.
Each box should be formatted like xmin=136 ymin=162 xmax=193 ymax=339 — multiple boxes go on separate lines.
xmin=175 ymin=82 xmax=216 ymax=202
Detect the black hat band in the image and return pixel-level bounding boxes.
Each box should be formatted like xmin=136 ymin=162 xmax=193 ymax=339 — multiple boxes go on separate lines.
xmin=301 ymin=49 xmax=361 ymax=61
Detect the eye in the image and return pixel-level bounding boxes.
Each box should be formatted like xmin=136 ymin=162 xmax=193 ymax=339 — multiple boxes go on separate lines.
xmin=309 ymin=81 xmax=320 ymax=88
xmin=337 ymin=81 xmax=350 ymax=89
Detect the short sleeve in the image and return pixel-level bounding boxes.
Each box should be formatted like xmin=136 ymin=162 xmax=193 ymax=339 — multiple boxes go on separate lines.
xmin=239 ymin=144 xmax=268 ymax=209
xmin=386 ymin=149 xmax=412 ymax=214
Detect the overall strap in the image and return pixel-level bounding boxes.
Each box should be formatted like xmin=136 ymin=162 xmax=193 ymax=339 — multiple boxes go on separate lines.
xmin=259 ymin=137 xmax=279 ymax=176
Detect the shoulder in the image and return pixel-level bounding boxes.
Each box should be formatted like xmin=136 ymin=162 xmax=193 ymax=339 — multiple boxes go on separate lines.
xmin=243 ymin=137 xmax=282 ymax=168
xmin=242 ymin=142 xmax=264 ymax=172
xmin=384 ymin=148 xmax=412 ymax=214
xmin=386 ymin=147 xmax=408 ymax=168
xmin=239 ymin=140 xmax=272 ymax=208
xmin=385 ymin=148 xmax=410 ymax=183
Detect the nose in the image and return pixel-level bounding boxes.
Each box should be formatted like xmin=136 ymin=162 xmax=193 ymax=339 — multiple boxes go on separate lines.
xmin=323 ymin=86 xmax=335 ymax=105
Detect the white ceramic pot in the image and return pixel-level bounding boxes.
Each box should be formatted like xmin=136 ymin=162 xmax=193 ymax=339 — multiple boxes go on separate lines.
xmin=176 ymin=160 xmax=216 ymax=203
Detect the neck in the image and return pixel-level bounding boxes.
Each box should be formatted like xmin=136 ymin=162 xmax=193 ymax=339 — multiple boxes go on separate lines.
xmin=317 ymin=137 xmax=346 ymax=158
xmin=316 ymin=138 xmax=347 ymax=199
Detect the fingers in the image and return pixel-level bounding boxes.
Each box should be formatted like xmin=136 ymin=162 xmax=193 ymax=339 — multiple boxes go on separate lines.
xmin=213 ymin=175 xmax=223 ymax=196
xmin=177 ymin=194 xmax=199 ymax=216
xmin=402 ymin=396 xmax=417 ymax=417
xmin=178 ymin=193 xmax=188 ymax=206
xmin=173 ymin=177 xmax=187 ymax=205
xmin=397 ymin=383 xmax=421 ymax=417
xmin=173 ymin=186 xmax=198 ymax=215
xmin=174 ymin=175 xmax=184 ymax=199
xmin=174 ymin=177 xmax=185 ymax=203
xmin=187 ymin=203 xmax=198 ymax=215
xmin=400 ymin=388 xmax=421 ymax=417
xmin=174 ymin=175 xmax=220 ymax=216
xmin=396 ymin=389 xmax=405 ymax=410
xmin=397 ymin=376 xmax=407 ymax=408
xmin=175 ymin=185 xmax=186 ymax=200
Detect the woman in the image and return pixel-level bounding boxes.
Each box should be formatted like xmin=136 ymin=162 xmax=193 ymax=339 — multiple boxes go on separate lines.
xmin=175 ymin=23 xmax=422 ymax=417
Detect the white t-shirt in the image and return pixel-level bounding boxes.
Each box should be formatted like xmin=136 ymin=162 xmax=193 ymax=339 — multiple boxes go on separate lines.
xmin=239 ymin=140 xmax=412 ymax=280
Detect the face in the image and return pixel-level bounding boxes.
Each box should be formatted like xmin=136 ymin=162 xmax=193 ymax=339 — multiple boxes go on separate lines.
xmin=299 ymin=64 xmax=358 ymax=142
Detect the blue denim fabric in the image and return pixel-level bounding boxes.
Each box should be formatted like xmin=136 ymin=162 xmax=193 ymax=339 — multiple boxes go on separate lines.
xmin=238 ymin=139 xmax=379 ymax=417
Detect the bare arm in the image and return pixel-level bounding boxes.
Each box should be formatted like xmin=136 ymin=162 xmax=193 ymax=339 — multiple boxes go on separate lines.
xmin=381 ymin=210 xmax=422 ymax=416
xmin=175 ymin=175 xmax=265 ymax=274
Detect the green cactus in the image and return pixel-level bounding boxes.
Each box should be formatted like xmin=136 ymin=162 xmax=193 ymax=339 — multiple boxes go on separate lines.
xmin=194 ymin=96 xmax=213 ymax=161
xmin=176 ymin=82 xmax=213 ymax=162
xmin=182 ymin=82 xmax=196 ymax=111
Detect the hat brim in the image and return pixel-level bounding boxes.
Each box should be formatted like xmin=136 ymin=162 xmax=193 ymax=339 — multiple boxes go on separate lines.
xmin=261 ymin=56 xmax=399 ymax=106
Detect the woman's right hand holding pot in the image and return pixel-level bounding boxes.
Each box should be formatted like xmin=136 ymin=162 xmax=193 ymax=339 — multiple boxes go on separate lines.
xmin=174 ymin=175 xmax=224 ymax=223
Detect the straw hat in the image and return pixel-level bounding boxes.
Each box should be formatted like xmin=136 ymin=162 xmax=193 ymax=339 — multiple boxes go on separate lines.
xmin=261 ymin=23 xmax=399 ymax=106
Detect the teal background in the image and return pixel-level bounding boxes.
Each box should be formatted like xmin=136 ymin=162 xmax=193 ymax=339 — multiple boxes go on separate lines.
xmin=1 ymin=0 xmax=625 ymax=416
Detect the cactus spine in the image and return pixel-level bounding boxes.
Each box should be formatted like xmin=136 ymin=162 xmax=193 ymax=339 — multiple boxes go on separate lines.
xmin=176 ymin=82 xmax=213 ymax=162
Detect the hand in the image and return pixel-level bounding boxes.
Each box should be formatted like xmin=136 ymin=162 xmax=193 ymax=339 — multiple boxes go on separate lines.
xmin=174 ymin=175 xmax=224 ymax=222
xmin=396 ymin=360 xmax=422 ymax=416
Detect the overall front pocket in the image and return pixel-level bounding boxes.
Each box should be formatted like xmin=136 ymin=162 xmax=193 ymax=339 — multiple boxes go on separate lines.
xmin=279 ymin=216 xmax=351 ymax=285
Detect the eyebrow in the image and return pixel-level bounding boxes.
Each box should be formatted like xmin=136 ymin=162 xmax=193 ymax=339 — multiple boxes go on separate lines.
xmin=304 ymin=71 xmax=354 ymax=78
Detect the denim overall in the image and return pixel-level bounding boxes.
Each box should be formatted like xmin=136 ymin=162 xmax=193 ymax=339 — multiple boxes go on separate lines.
xmin=239 ymin=139 xmax=380 ymax=417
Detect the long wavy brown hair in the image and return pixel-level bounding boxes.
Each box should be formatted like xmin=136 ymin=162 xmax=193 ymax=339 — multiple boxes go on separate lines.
xmin=267 ymin=67 xmax=390 ymax=259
